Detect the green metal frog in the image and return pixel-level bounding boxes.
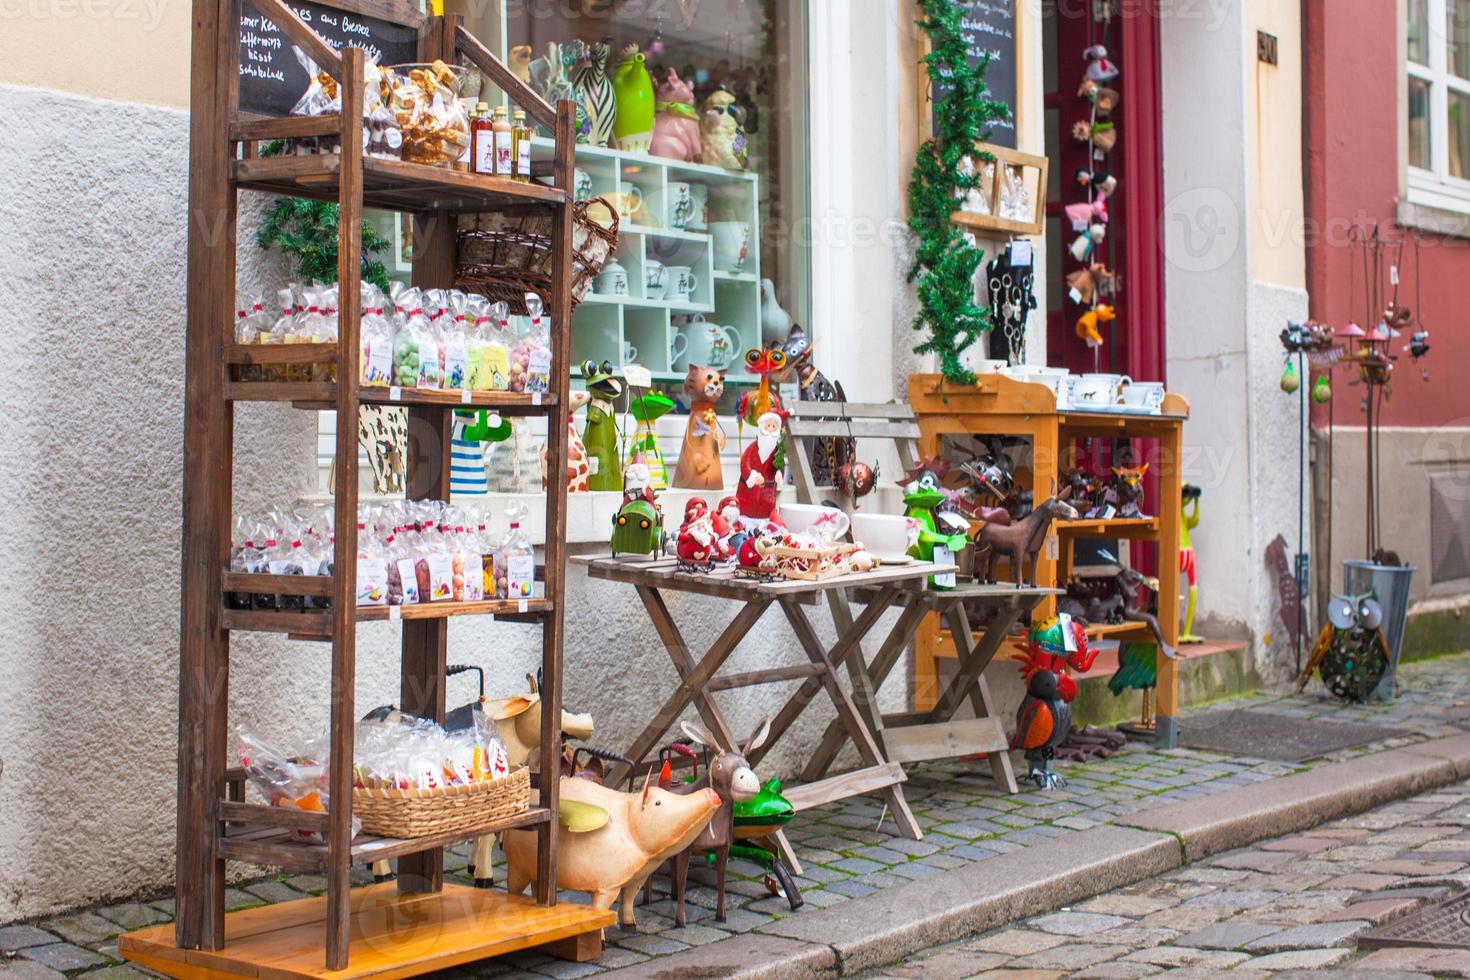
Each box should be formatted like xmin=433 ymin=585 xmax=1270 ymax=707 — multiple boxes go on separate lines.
xmin=902 ymin=457 xmax=969 ymax=588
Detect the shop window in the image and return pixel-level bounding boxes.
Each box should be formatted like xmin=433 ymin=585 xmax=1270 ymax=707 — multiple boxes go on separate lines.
xmin=456 ymin=0 xmax=812 ymax=409
xmin=1404 ymin=0 xmax=1470 ymax=214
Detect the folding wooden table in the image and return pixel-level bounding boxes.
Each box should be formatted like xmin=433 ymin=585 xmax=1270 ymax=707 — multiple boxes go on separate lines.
xmin=802 ymin=583 xmax=1059 ymax=794
xmin=571 ymin=555 xmax=938 ymax=866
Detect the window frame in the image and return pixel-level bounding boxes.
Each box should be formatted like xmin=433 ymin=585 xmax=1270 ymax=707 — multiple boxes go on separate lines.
xmin=1404 ymin=0 xmax=1470 ymax=218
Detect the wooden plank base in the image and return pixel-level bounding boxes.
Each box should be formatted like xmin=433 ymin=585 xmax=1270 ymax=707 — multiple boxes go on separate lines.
xmin=119 ymin=884 xmax=612 ymax=980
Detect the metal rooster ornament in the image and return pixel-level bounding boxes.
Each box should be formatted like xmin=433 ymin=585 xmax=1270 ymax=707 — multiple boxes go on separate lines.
xmin=1007 ymin=616 xmax=1098 ymax=789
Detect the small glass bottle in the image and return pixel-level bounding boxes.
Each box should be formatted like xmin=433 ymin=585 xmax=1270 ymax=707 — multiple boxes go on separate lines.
xmin=492 ymin=106 xmax=513 ymax=178
xmin=512 ymin=108 xmax=533 ymax=183
xmin=471 ymin=102 xmax=494 ymax=175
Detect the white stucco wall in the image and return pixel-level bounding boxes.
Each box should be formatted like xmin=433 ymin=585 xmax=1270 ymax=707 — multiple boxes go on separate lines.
xmin=0 ymin=7 xmax=920 ymax=917
xmin=1161 ymin=1 xmax=1310 ymax=677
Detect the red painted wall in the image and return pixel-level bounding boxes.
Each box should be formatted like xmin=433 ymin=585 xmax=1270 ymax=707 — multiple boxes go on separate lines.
xmin=1306 ymin=0 xmax=1470 ymax=428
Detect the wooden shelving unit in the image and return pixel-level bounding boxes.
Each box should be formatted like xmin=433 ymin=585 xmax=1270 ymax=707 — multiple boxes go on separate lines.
xmin=124 ymin=2 xmax=613 ymax=976
xmin=907 ymin=373 xmax=1190 ymax=746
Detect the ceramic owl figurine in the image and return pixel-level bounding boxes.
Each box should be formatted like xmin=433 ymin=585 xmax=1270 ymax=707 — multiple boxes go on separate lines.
xmin=611 ymin=44 xmax=655 ymax=153
xmin=700 ymin=88 xmax=748 ymax=171
xmin=573 ymin=40 xmax=616 ymax=146
xmin=508 ymin=44 xmax=533 ymax=86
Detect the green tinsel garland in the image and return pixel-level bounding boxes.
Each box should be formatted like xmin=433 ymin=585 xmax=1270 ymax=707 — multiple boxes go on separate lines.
xmin=908 ymin=0 xmax=1012 ymax=384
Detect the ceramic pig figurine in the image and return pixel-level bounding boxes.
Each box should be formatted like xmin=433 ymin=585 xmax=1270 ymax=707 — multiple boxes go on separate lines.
xmin=649 ymin=68 xmax=702 ymax=162
xmin=503 ymin=775 xmax=721 ymax=930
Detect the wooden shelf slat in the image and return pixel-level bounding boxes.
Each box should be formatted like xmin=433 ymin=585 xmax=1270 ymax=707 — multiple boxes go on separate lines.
xmin=1057 ymin=517 xmax=1161 ymax=539
xmin=357 ymin=597 xmax=553 ymax=622
xmin=216 ymin=806 xmax=553 ymax=868
xmin=233 ymin=154 xmax=566 ymax=212
xmin=226 ymin=342 xmax=338 ymax=365
xmin=224 ymin=572 xmax=334 ymax=598
xmin=221 ymin=608 xmax=332 ymax=638
xmin=359 ymin=387 xmax=559 ymax=411
xmin=224 ymin=378 xmax=557 ymax=412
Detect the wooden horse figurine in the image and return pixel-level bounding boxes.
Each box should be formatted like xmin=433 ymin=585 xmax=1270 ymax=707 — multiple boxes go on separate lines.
xmin=972 ymin=495 xmax=1079 ymax=587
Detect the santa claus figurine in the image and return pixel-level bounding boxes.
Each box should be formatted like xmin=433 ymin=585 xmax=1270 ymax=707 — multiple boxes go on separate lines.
xmin=676 ymin=497 xmax=721 ymax=568
xmin=735 ymin=411 xmax=785 ymax=528
xmin=622 ymin=461 xmax=656 ymax=508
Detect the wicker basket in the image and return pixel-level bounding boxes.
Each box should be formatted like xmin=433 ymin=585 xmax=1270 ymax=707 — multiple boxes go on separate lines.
xmin=455 ymin=198 xmax=620 ymax=315
xmin=352 ymin=767 xmax=530 ymax=838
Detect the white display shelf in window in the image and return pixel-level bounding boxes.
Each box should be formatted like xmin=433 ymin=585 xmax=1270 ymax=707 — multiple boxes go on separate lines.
xmin=528 ymin=137 xmax=765 ymax=385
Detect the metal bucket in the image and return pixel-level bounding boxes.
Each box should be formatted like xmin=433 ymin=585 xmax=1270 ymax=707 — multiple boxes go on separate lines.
xmin=1342 ymin=560 xmax=1415 ymax=700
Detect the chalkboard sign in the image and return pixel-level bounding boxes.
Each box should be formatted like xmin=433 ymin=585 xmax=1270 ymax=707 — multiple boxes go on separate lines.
xmin=239 ymin=0 xmax=419 ymax=117
xmin=928 ymin=0 xmax=1018 ymax=149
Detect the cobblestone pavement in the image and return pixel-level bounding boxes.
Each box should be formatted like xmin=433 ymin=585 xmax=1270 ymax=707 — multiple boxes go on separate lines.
xmin=861 ymin=772 xmax=1470 ymax=978
xmin=5 ymin=655 xmax=1470 ymax=980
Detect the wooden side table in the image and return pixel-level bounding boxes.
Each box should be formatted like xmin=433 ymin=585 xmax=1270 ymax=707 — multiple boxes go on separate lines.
xmin=804 ymin=583 xmax=1058 ymax=794
xmin=572 ymin=555 xmax=940 ymax=867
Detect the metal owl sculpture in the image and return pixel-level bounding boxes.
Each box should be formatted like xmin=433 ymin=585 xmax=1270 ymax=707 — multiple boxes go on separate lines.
xmin=1295 ymin=593 xmax=1391 ymax=702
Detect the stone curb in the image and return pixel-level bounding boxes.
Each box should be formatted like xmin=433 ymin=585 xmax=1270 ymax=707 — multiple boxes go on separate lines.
xmin=1116 ymin=739 xmax=1470 ymax=861
xmin=598 ymin=732 xmax=1470 ymax=979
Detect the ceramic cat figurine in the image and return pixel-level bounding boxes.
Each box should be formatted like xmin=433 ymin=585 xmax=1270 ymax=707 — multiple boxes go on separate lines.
xmin=650 ymin=67 xmax=702 ymax=162
xmin=573 ymin=40 xmax=615 ymax=147
xmin=672 ymin=365 xmax=727 ymax=491
xmin=700 ymin=87 xmax=748 ymax=171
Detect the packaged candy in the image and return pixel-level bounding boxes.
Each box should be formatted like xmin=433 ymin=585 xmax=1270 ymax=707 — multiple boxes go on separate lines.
xmin=312 ymin=284 xmax=340 ymax=382
xmin=391 ymin=521 xmax=422 ymax=605
xmin=289 ymin=48 xmax=342 ymax=155
xmin=441 ymin=291 xmax=470 ymax=391
xmin=393 ymin=286 xmax=427 ymax=389
xmin=495 ymin=503 xmax=535 ymax=599
xmin=510 ymin=293 xmax=552 ymax=394
xmin=355 ymin=520 xmax=389 ymax=606
xmin=360 ymin=283 xmax=393 ymax=387
xmin=227 ymin=516 xmax=261 ymax=610
xmin=423 ymin=513 xmax=455 ymax=602
xmin=415 ymin=290 xmax=444 ymax=389
xmin=237 ymin=728 xmax=333 ymax=841
xmin=266 ymin=516 xmax=310 ymax=612
xmin=390 ymin=61 xmax=472 ymax=168
xmin=364 ymin=60 xmax=403 ymax=160
xmin=478 ymin=513 xmax=497 ymax=599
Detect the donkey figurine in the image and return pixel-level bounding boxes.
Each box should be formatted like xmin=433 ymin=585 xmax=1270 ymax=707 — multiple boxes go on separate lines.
xmin=971 ymin=495 xmax=1079 ymax=587
xmin=645 ymin=718 xmax=770 ymax=925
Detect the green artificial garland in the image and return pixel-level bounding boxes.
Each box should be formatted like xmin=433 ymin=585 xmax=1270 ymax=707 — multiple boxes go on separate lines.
xmin=907 ymin=0 xmax=1012 ymax=384
xmin=257 ymin=197 xmax=393 ymax=292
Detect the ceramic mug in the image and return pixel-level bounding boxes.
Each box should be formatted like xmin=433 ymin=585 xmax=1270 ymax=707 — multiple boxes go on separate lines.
xmin=1067 ymin=373 xmax=1133 ymax=408
xmin=672 ymin=315 xmax=741 ymax=370
xmin=644 ymin=260 xmax=669 ymax=297
xmin=621 ymin=341 xmax=639 ymax=365
xmin=668 ymin=331 xmax=690 ymax=366
xmin=609 ymin=186 xmax=646 ymax=225
xmin=1120 ymin=381 xmax=1166 ymax=412
xmin=971 ymin=358 xmax=1009 ymax=375
xmin=687 ymin=183 xmax=710 ymax=230
xmin=851 ymin=513 xmax=921 ymax=562
xmin=594 ymin=259 xmax=630 ymax=296
xmin=664 ymin=265 xmax=699 ymax=302
xmin=711 ymin=221 xmax=751 ymax=273
xmin=665 ymin=181 xmax=695 ymax=230
xmin=781 ymin=504 xmax=851 ymax=543
xmin=573 ymin=168 xmax=593 ymax=202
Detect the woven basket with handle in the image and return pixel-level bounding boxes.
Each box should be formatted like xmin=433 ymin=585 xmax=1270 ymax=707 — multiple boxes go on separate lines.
xmin=455 ymin=198 xmax=620 ymax=315
xmin=351 ymin=766 xmax=530 ymax=838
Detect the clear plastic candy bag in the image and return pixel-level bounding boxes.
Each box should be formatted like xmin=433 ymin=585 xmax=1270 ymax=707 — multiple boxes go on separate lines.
xmin=289 ymin=48 xmax=342 ymax=155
